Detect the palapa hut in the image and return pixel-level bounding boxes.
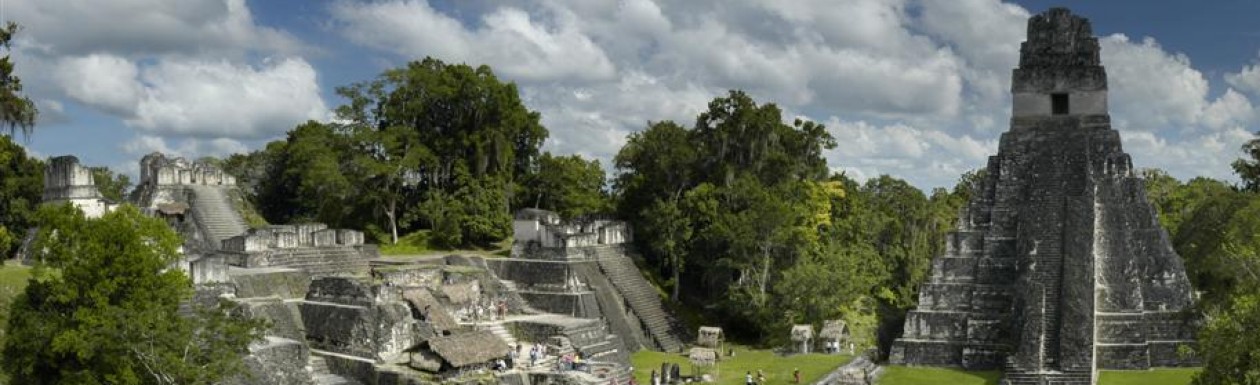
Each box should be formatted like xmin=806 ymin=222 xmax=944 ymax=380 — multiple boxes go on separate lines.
xmin=402 ymin=288 xmax=460 ymax=336
xmin=790 ymin=324 xmax=814 ymax=354
xmin=441 ymin=281 xmax=479 ymax=305
xmin=696 ymin=326 xmax=724 ymax=349
xmin=410 ymin=331 xmax=510 ymax=374
xmin=818 ymin=319 xmax=850 ymax=354
xmin=688 ymin=347 xmax=718 ymax=378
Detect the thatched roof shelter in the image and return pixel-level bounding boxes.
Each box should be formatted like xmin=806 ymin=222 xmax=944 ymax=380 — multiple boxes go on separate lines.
xmin=819 ymin=319 xmax=849 ymax=341
xmin=156 ymin=202 xmax=189 ymax=215
xmin=697 ymin=326 xmax=724 ymax=348
xmin=689 ymin=347 xmax=717 ymax=367
xmin=402 ymin=288 xmax=460 ymax=332
xmin=426 ymin=331 xmax=509 ymax=368
xmin=790 ymin=324 xmax=814 ymax=342
xmin=441 ymin=282 xmax=478 ymax=305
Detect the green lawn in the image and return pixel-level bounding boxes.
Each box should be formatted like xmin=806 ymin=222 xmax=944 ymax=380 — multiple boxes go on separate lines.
xmin=1098 ymin=368 xmax=1200 ymax=385
xmin=631 ymin=345 xmax=851 ymax=385
xmin=879 ymin=366 xmax=1000 ymax=385
xmin=877 ymin=366 xmax=1201 ymax=385
xmin=377 ymin=230 xmax=512 ymax=258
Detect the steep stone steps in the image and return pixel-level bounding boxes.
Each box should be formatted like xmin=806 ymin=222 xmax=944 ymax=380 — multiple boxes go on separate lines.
xmin=1001 ymin=371 xmax=1091 ymax=385
xmin=186 ymin=184 xmax=249 ymax=248
xmin=483 ymin=322 xmax=519 ymax=348
xmin=594 ymin=247 xmax=684 ymax=352
xmin=308 ymin=355 xmax=362 ymax=385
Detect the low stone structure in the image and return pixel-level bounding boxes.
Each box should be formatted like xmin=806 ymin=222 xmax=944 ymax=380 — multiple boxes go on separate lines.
xmin=220 ymin=224 xmax=375 ymax=277
xmin=513 ymin=209 xmax=633 ymax=250
xmin=498 ymin=209 xmax=687 ymax=355
xmin=42 ymin=155 xmax=116 ymax=218
xmin=139 ymin=152 xmax=236 ymax=187
xmin=889 ymin=8 xmax=1199 ymax=385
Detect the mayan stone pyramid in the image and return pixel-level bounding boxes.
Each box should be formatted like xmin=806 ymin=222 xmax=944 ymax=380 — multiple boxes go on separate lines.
xmin=889 ymin=8 xmax=1199 ymax=385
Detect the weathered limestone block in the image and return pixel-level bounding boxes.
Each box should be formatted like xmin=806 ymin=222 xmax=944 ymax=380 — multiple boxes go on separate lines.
xmin=224 ymin=336 xmax=315 ymax=385
xmin=231 ymin=267 xmax=312 ymax=299
xmin=223 ymin=233 xmax=271 ymax=253
xmin=307 ymin=277 xmax=375 ymax=307
xmin=337 ymin=229 xmax=364 ymax=246
xmin=300 ymin=300 xmax=415 ymax=361
xmin=234 ymin=297 xmax=306 ymax=341
xmin=296 ymin=223 xmax=329 ymax=246
xmin=274 ymin=231 xmax=298 ymax=248
xmin=373 ymin=264 xmax=443 ymax=288
xmin=313 ymin=229 xmax=338 ymax=247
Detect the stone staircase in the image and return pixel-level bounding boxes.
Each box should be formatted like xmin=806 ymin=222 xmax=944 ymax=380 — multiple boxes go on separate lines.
xmin=187 ymin=184 xmax=249 ymax=248
xmin=258 ymin=247 xmax=371 ymax=277
xmin=308 ymin=355 xmax=361 ymax=385
xmin=484 ymin=322 xmax=519 ymax=347
xmin=1000 ymin=370 xmax=1091 ymax=385
xmin=593 ymin=247 xmax=685 ymax=352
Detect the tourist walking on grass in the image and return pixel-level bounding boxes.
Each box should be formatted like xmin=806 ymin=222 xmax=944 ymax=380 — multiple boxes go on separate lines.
xmin=746 ymin=371 xmax=754 ymax=385
xmin=793 ymin=368 xmax=800 ymax=384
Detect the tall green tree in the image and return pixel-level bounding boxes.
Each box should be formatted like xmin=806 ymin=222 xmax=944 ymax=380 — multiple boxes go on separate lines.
xmin=90 ymin=166 xmax=131 ymax=202
xmin=1194 ymin=198 xmax=1260 ymax=385
xmin=1233 ymin=132 xmax=1260 ymax=192
xmin=0 ymin=23 xmax=36 ymax=138
xmin=256 ymin=121 xmax=355 ymax=226
xmin=0 ymin=134 xmax=42 ymax=257
xmin=519 ymin=152 xmax=608 ymax=219
xmin=2 ymin=204 xmax=265 ymax=384
xmin=333 ymin=57 xmax=547 ymax=245
xmin=614 ymin=90 xmax=837 ymax=339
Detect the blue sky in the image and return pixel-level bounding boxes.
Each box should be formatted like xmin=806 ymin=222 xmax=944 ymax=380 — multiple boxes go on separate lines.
xmin=7 ymin=0 xmax=1260 ymax=190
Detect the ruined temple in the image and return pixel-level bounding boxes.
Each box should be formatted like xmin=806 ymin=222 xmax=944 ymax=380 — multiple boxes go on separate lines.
xmin=889 ymin=8 xmax=1198 ymax=385
xmin=42 ymin=155 xmax=117 ymax=218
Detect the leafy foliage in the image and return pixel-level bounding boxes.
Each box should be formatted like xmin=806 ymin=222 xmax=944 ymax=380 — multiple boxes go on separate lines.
xmin=1232 ymin=131 xmax=1260 ymax=193
xmin=1 ymin=205 xmax=266 ymax=385
xmin=243 ymin=57 xmax=545 ymax=247
xmin=0 ymin=134 xmax=42 ymax=257
xmin=519 ymin=152 xmax=609 ymax=219
xmin=0 ymin=23 xmax=36 ymax=138
xmin=89 ymin=166 xmax=131 ymax=202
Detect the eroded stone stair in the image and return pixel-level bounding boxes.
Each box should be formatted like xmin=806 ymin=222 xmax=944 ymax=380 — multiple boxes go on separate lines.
xmin=593 ymin=247 xmax=685 ymax=352
xmin=187 ymin=184 xmax=249 ymax=248
xmin=308 ymin=355 xmax=361 ymax=385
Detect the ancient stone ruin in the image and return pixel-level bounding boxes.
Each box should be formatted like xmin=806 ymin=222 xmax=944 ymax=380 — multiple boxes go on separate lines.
xmin=42 ymin=155 xmax=117 ymax=218
xmin=889 ymin=8 xmax=1198 ymax=385
xmin=33 ymin=150 xmax=690 ymax=385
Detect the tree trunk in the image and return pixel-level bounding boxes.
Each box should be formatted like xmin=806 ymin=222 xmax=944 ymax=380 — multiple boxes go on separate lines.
xmin=759 ymin=243 xmax=771 ymax=302
xmin=671 ymin=258 xmax=681 ymax=302
xmin=387 ymin=198 xmax=399 ymax=244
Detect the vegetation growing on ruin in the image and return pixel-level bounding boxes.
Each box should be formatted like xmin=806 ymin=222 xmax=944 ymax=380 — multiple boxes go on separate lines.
xmin=1 ymin=204 xmax=266 ymax=384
